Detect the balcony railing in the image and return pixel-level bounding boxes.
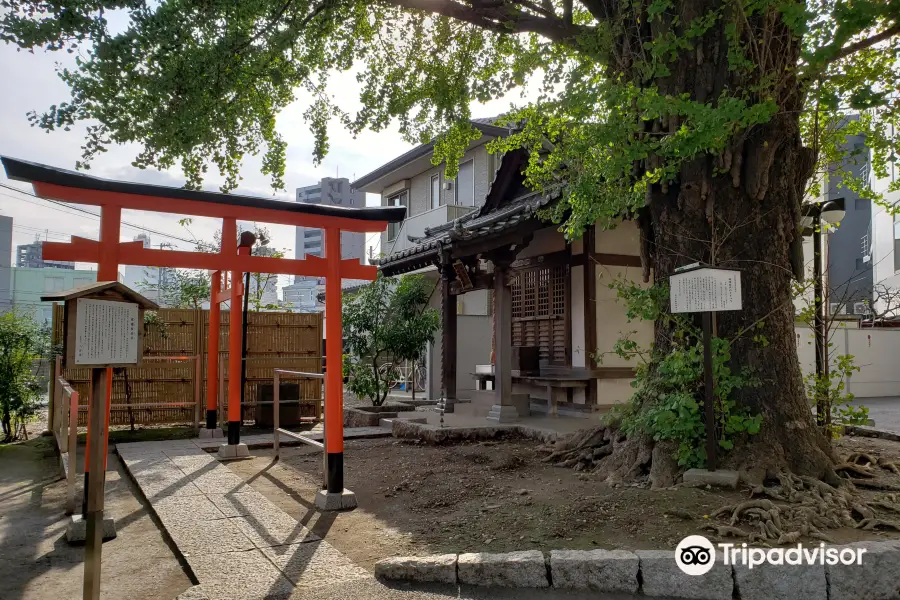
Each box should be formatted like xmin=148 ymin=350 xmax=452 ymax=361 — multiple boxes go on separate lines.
xmin=386 ymin=204 xmax=477 ymax=256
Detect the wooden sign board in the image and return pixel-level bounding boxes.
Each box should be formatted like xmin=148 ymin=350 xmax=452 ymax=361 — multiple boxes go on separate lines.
xmin=74 ymin=299 xmax=140 ymax=365
xmin=43 ymin=281 xmax=157 ymax=369
xmin=670 ymin=266 xmax=742 ymax=314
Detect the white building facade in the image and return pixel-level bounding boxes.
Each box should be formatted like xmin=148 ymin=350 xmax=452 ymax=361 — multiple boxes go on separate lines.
xmin=295 ymin=178 xmax=366 ymax=266
xmin=868 ymin=126 xmax=900 ymax=317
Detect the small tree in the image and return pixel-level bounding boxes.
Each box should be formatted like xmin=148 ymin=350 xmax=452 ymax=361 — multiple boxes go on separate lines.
xmin=0 ymin=312 xmax=47 ymax=442
xmin=246 ymin=226 xmax=287 ymax=312
xmin=793 ymin=270 xmax=869 ymax=437
xmin=343 ymin=275 xmax=440 ymax=406
xmin=142 ymin=269 xmax=212 ymax=309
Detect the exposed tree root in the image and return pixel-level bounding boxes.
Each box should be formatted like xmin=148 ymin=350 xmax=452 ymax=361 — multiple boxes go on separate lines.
xmin=856 ymin=518 xmax=900 ymax=531
xmin=848 ymin=478 xmax=900 ymax=491
xmin=847 ymin=452 xmax=878 ymax=467
xmin=703 ymin=524 xmax=747 ymax=538
xmin=705 ymin=454 xmax=900 ymax=542
xmin=540 ymin=430 xmax=900 ymax=542
xmin=538 ymin=426 xmax=663 ymax=486
xmin=835 ymin=463 xmax=877 ymax=478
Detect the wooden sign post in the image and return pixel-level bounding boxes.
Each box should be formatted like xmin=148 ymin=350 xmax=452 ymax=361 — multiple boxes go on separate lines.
xmin=42 ymin=282 xmax=158 ymax=600
xmin=669 ymin=264 xmax=742 ymax=471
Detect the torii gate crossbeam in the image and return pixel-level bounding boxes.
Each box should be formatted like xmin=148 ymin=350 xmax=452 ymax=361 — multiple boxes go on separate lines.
xmin=1 ymin=155 xmax=405 ymax=499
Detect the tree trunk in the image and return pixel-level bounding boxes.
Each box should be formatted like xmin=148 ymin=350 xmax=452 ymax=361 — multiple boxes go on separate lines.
xmin=648 ymin=116 xmax=834 ymax=478
xmin=626 ymin=1 xmax=836 ymax=478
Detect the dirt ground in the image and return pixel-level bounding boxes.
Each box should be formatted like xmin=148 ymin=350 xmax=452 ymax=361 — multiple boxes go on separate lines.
xmin=225 ymin=433 xmax=900 ymax=571
xmin=0 ymin=436 xmax=193 ymax=600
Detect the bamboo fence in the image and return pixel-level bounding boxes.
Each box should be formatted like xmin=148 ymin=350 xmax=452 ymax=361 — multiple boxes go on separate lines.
xmin=50 ymin=305 xmax=323 ymax=426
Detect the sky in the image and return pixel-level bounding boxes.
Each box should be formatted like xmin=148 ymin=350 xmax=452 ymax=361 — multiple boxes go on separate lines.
xmin=0 ymin=32 xmax=534 ymax=291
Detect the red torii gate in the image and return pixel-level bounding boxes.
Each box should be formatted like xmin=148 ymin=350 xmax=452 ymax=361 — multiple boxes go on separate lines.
xmin=1 ymin=156 xmax=404 ymax=499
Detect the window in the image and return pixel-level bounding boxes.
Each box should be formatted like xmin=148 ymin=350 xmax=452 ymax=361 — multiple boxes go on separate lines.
xmin=74 ymin=277 xmax=92 ymax=287
xmin=386 ymin=191 xmax=409 ymax=241
xmin=510 ymin=263 xmax=569 ymax=365
xmin=431 ymin=175 xmax=441 ymax=210
xmin=43 ymin=277 xmax=64 ymax=292
xmin=304 ymin=229 xmax=322 ymax=239
xmin=455 ymin=160 xmax=475 ymax=206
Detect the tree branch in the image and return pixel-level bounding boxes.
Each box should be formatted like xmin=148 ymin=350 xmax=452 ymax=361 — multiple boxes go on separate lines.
xmin=387 ymin=0 xmax=591 ymax=42
xmin=578 ymin=0 xmax=611 ymax=21
xmin=234 ymin=0 xmax=330 ymax=54
xmin=821 ymin=24 xmax=900 ymax=68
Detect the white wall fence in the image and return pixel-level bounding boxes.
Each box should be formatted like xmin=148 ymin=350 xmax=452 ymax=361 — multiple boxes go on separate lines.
xmin=796 ymin=325 xmax=900 ymax=398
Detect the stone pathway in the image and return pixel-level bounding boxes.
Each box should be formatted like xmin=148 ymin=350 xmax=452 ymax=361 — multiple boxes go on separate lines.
xmin=117 ymin=438 xmax=372 ymax=600
xmin=118 ymin=436 xmax=666 ymax=600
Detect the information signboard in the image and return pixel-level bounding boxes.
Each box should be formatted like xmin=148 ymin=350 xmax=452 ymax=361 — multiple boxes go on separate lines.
xmin=74 ymin=299 xmax=140 ymax=365
xmin=670 ymin=267 xmax=742 ymax=313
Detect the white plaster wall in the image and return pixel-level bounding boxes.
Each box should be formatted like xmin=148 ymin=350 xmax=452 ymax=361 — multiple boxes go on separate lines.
xmin=871 ymin=165 xmax=900 ymax=315
xmin=795 ymin=325 xmax=900 ymax=398
xmin=460 ymin=288 xmax=490 ymax=316
xmin=793 ymin=237 xmax=817 ymax=315
xmin=595 ymin=220 xmax=641 ymax=255
xmin=456 ymin=314 xmax=492 ymax=398
xmin=595 ymin=264 xmax=654 ymax=368
xmin=844 ymin=328 xmax=900 ymax=397
xmin=517 ymin=227 xmax=567 ymax=259
xmin=597 ymin=378 xmax=637 ymax=406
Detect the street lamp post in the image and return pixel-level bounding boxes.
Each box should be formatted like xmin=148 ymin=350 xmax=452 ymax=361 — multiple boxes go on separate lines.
xmin=801 ymin=198 xmax=845 ymax=430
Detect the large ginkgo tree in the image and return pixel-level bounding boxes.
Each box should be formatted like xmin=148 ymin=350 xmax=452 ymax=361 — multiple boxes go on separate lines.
xmin=2 ymin=1 xmax=898 ymax=484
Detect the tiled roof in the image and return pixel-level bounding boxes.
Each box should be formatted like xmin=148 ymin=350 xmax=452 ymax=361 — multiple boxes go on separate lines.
xmin=375 ymin=186 xmax=562 ymax=273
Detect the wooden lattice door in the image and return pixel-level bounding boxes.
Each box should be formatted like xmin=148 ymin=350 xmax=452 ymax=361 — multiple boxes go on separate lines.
xmin=510 ymin=263 xmax=569 ymax=365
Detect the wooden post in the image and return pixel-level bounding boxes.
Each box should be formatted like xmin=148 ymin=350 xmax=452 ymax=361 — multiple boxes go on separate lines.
xmin=440 ymin=266 xmax=457 ymax=403
xmin=494 ymin=264 xmax=513 ymax=405
xmin=321 ymin=378 xmax=327 ymax=491
xmin=583 ymin=227 xmax=599 ymax=406
xmin=66 ymin=389 xmax=79 ymax=515
xmin=324 ymin=228 xmax=344 ymax=494
xmin=50 ymin=356 xmax=62 ymax=431
xmin=273 ymin=371 xmax=280 ymax=459
xmin=206 ymin=273 xmax=221 ymax=430
xmin=193 ymin=355 xmax=202 ymax=431
xmin=702 ymin=311 xmax=717 ymax=471
xmin=227 ymin=268 xmax=243 ymax=445
xmin=83 ymin=367 xmax=108 ymax=600
xmin=218 ymin=354 xmax=225 ymax=428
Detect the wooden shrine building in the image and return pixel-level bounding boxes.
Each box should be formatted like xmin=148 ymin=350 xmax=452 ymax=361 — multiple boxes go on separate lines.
xmin=376 ymin=149 xmax=654 ymax=420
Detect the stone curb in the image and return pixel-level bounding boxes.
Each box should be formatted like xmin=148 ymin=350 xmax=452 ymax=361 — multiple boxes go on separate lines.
xmin=843 ymin=425 xmax=900 ymax=443
xmin=374 ymin=541 xmax=900 ymax=599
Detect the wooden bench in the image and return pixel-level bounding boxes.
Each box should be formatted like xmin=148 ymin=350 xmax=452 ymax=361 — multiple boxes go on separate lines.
xmin=517 ymin=376 xmax=589 ymax=417
xmin=471 ymin=371 xmax=589 ymax=416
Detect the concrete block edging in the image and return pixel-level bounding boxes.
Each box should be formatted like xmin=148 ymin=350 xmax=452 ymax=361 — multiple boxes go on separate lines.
xmin=374 ymin=541 xmax=900 ymax=599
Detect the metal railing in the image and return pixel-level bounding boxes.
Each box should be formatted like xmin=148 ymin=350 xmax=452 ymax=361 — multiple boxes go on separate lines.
xmin=272 ymin=369 xmax=326 ymax=489
xmin=52 ymin=356 xmax=80 ymax=515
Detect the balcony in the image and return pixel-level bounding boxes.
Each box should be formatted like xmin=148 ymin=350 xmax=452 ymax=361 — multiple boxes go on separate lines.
xmin=385 ymin=204 xmax=477 ymax=256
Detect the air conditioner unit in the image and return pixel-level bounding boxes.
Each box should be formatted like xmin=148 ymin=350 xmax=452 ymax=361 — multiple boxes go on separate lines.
xmin=854 ymin=302 xmax=868 ymax=315
xmin=829 ymin=303 xmax=841 ymax=315
xmin=443 ymin=181 xmax=453 ymax=191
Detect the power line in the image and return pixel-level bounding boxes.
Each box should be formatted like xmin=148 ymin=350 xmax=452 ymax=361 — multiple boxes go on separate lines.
xmin=0 ymin=182 xmax=195 ymax=246
xmin=12 ymin=224 xmax=77 ymax=240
